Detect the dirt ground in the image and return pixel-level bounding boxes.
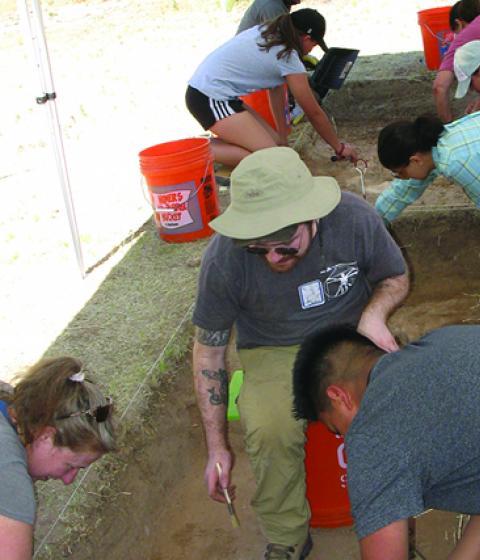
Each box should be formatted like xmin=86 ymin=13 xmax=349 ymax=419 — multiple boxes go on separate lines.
xmin=67 ymin=366 xmax=463 ymax=560
xmin=68 ymin=364 xmax=468 ymax=560
xmin=63 ymin=205 xmax=479 ymax=560
xmin=299 ymin=120 xmax=473 ymax=211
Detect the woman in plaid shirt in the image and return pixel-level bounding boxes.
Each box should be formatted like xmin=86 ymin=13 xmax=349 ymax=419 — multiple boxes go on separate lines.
xmin=375 ymin=112 xmax=480 ymax=222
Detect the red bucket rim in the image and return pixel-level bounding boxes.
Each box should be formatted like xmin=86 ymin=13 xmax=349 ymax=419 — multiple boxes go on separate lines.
xmin=417 ymin=6 xmax=451 ymax=21
xmin=139 ymin=137 xmax=209 ymax=160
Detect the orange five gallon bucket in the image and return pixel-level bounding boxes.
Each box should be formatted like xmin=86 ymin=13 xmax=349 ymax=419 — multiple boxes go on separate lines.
xmin=418 ymin=6 xmax=454 ymax=70
xmin=139 ymin=138 xmax=220 ymax=243
xmin=241 ymin=85 xmax=291 ymax=133
xmin=305 ymin=421 xmax=353 ymax=528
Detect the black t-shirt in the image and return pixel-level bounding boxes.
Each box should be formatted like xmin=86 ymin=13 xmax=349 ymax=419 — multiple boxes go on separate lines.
xmin=193 ymin=192 xmax=406 ymax=348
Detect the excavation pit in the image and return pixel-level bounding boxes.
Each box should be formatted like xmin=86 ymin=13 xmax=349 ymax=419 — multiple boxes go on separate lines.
xmin=67 ymin=199 xmax=480 ymax=560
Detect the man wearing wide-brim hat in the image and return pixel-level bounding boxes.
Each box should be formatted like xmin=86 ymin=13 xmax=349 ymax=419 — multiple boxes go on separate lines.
xmin=192 ymin=147 xmax=409 ymax=560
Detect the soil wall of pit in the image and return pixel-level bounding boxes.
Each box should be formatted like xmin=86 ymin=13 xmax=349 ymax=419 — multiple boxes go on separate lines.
xmin=324 ymin=53 xmax=475 ymax=121
xmin=390 ymin=208 xmax=480 ymax=341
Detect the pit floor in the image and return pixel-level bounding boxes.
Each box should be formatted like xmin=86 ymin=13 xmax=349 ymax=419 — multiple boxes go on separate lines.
xmin=301 ymin=120 xmax=473 ymax=213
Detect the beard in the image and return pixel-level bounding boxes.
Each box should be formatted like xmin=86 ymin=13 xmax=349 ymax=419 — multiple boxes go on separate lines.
xmin=265 ymin=255 xmax=301 ymax=273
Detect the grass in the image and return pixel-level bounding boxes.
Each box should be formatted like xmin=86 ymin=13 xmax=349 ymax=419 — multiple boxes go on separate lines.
xmin=33 ymin=219 xmax=211 ymax=558
xmin=1 ymin=0 xmax=247 ymax=548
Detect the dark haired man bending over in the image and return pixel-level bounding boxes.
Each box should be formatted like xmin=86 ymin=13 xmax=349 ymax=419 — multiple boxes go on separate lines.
xmin=293 ymin=324 xmax=480 ymax=560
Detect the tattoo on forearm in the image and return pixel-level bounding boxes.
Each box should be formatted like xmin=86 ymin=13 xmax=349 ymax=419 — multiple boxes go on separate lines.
xmin=196 ymin=327 xmax=230 ymax=347
xmin=201 ymin=368 xmax=228 ymax=406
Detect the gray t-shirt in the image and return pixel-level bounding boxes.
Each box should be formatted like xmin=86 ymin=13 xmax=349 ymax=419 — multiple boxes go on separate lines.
xmin=346 ymin=325 xmax=480 ymax=540
xmin=193 ymin=192 xmax=406 ymax=348
xmin=237 ymin=0 xmax=289 ymax=34
xmin=0 ymin=412 xmax=36 ymax=525
xmin=188 ymin=26 xmax=306 ymax=100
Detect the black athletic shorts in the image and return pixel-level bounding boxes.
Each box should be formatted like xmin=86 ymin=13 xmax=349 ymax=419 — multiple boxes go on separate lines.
xmin=185 ymin=85 xmax=246 ymax=130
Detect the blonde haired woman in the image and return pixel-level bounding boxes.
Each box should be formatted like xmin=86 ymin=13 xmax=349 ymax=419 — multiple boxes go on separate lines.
xmin=0 ymin=357 xmax=116 ymax=559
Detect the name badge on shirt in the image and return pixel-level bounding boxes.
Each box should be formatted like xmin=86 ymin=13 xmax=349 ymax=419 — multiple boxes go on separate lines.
xmin=298 ymin=280 xmax=325 ymax=309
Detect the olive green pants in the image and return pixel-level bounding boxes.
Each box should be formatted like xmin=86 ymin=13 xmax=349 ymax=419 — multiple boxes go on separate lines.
xmin=237 ymin=345 xmax=310 ymax=546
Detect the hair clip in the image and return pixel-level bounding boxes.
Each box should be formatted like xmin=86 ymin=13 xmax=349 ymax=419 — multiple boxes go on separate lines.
xmin=69 ymin=371 xmax=85 ymax=383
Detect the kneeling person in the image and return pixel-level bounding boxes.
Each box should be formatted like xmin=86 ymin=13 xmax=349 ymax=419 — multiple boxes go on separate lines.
xmin=293 ymin=324 xmax=480 ymax=559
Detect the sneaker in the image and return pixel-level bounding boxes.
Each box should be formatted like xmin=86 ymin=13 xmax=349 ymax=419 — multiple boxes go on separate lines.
xmin=215 ymin=175 xmax=231 ymax=188
xmin=264 ymin=533 xmax=313 ymax=560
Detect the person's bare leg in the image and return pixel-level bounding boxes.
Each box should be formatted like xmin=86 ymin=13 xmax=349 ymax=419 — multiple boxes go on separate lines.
xmin=209 ymin=138 xmax=251 ymax=168
xmin=244 ymin=106 xmax=283 ymax=145
xmin=210 ymin=110 xmax=278 ymax=167
xmin=448 ymin=515 xmax=480 ymax=559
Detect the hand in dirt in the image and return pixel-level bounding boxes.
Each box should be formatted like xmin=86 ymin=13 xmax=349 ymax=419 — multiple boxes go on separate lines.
xmin=332 ymin=143 xmax=359 ymax=164
xmin=342 ymin=143 xmax=359 ymax=164
xmin=357 ymin=314 xmax=399 ymax=353
xmin=205 ymin=450 xmax=236 ymax=503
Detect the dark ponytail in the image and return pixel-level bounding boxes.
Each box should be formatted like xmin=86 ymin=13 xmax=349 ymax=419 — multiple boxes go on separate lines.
xmin=257 ymin=13 xmax=303 ymax=60
xmin=449 ymin=1 xmax=463 ymax=30
xmin=377 ymin=115 xmax=445 ymax=169
xmin=458 ymin=0 xmax=480 ymax=23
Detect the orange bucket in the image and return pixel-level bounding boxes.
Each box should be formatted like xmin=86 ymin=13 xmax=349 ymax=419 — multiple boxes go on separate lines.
xmin=139 ymin=138 xmax=220 ymax=243
xmin=305 ymin=421 xmax=353 ymax=528
xmin=241 ymin=85 xmax=291 ymax=132
xmin=418 ymin=6 xmax=455 ymax=70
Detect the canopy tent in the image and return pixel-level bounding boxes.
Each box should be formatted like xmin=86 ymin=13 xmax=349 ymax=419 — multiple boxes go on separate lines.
xmin=17 ymin=0 xmax=85 ymax=278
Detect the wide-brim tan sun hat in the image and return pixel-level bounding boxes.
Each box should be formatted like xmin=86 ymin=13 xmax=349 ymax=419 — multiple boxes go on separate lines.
xmin=209 ymin=147 xmax=341 ymax=239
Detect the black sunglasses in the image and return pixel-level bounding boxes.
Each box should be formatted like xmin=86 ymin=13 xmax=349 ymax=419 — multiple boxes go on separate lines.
xmin=56 ymin=397 xmax=113 ymax=423
xmin=246 ymin=246 xmax=300 ymax=256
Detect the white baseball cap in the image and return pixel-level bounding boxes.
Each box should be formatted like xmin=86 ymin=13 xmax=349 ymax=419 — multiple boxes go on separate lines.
xmin=454 ymin=40 xmax=480 ymax=98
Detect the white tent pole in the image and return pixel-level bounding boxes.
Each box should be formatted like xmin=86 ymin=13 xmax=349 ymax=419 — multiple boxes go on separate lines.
xmin=17 ymin=0 xmax=86 ymax=278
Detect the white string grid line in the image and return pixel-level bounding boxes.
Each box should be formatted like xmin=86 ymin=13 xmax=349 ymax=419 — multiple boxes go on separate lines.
xmin=33 ymin=302 xmax=194 ymax=558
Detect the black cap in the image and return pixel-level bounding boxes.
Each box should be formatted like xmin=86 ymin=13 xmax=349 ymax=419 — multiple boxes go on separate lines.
xmin=291 ymin=8 xmax=328 ymax=52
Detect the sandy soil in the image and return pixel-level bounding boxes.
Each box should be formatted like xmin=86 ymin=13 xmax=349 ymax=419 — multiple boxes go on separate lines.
xmin=62 ymin=355 xmax=451 ymax=560
xmin=299 ymin=120 xmax=473 ymax=211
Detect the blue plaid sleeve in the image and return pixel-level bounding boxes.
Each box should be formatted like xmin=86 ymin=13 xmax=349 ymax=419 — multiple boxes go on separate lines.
xmin=440 ymin=154 xmax=480 ymax=207
xmin=374 ymin=173 xmax=438 ymax=223
xmin=437 ymin=114 xmax=480 ymax=207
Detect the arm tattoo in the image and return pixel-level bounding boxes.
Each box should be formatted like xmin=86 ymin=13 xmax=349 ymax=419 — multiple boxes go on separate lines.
xmin=196 ymin=327 xmax=230 ymax=347
xmin=201 ymin=368 xmax=228 ymax=406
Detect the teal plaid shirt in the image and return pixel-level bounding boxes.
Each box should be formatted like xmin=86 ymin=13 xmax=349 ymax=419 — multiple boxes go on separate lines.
xmin=375 ymin=112 xmax=480 ymax=222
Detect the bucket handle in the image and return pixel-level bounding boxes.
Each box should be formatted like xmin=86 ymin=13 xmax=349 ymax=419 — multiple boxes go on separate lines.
xmin=140 ymin=176 xmax=178 ymax=213
xmin=140 ymin=156 xmax=214 ymax=213
xmin=421 ymin=22 xmax=446 ymax=40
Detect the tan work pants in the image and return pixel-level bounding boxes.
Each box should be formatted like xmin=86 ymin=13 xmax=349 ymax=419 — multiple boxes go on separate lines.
xmin=237 ymin=345 xmax=310 ymax=546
